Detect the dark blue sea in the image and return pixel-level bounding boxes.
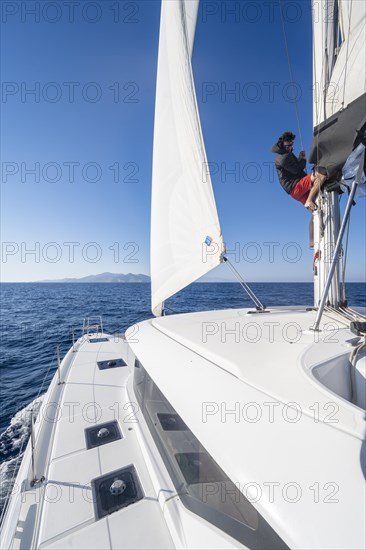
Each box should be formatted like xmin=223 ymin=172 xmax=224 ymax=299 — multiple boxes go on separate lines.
xmin=0 ymin=282 xmax=365 ymax=516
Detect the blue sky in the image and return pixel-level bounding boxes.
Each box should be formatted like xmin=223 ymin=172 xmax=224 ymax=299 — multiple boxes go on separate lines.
xmin=1 ymin=0 xmax=365 ymax=282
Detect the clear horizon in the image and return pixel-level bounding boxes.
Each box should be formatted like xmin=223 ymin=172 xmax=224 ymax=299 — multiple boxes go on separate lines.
xmin=1 ymin=271 xmax=365 ymax=284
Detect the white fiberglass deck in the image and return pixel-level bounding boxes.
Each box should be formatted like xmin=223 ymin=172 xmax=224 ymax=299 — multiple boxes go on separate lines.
xmin=129 ymin=306 xmax=366 ymax=550
xmin=5 ymin=335 xmax=175 ymax=550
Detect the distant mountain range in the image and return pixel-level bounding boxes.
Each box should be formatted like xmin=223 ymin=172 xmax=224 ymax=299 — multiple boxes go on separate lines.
xmin=39 ymin=272 xmax=151 ymax=283
xmin=35 ymin=272 xmax=234 ymax=283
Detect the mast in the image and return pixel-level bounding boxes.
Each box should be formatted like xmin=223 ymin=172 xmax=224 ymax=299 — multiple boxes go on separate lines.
xmin=313 ymin=193 xmax=341 ymax=307
xmin=310 ymin=0 xmax=366 ymax=308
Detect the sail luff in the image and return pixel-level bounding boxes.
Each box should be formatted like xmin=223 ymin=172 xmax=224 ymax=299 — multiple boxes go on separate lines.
xmin=150 ymin=0 xmax=224 ymax=316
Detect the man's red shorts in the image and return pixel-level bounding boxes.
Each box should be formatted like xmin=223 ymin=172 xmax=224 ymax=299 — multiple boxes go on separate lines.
xmin=290 ymin=175 xmax=313 ymax=204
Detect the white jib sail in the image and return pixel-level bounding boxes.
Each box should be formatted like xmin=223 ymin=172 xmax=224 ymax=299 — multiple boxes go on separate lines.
xmin=151 ymin=0 xmax=224 ymax=316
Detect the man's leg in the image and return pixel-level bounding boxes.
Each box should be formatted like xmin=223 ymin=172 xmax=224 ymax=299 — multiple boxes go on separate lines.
xmin=304 ymin=171 xmax=327 ymax=211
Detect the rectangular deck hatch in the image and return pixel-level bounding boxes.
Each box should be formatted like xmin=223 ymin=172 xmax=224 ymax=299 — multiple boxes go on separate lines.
xmin=97 ymin=358 xmax=127 ymax=370
xmin=92 ymin=465 xmax=143 ymax=519
xmin=175 ymin=452 xmax=226 ymax=485
xmin=89 ymin=337 xmax=109 ymax=343
xmin=157 ymin=413 xmax=188 ymax=431
xmin=85 ymin=420 xmax=122 ymax=449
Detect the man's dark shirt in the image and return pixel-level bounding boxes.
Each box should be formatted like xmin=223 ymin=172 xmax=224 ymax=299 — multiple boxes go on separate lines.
xmin=272 ymin=142 xmax=307 ymax=194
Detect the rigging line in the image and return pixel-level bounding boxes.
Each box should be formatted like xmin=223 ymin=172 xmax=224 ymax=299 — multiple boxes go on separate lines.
xmin=324 ymin=305 xmax=350 ymax=325
xmin=346 ymin=306 xmax=366 ymax=321
xmin=279 ymin=0 xmax=304 ymax=151
xmin=342 ymin=310 xmax=363 ymax=323
xmin=330 ymin=305 xmax=352 ymax=320
xmin=323 ymin=307 xmax=349 ymax=327
xmin=341 ymin=209 xmax=351 ymax=302
xmin=341 ymin=0 xmax=353 ymax=109
xmin=223 ymin=257 xmax=265 ymax=310
xmin=339 ymin=306 xmax=365 ymax=322
xmin=312 ymin=1 xmax=333 ymax=168
xmin=328 ymin=303 xmax=360 ymax=323
xmin=163 ymin=305 xmax=178 ymax=315
xmin=311 ymin=4 xmax=321 ymax=167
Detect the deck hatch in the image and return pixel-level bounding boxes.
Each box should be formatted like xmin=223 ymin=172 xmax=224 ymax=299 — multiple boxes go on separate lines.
xmin=85 ymin=420 xmax=122 ymax=449
xmin=92 ymin=465 xmax=143 ymax=519
xmin=175 ymin=452 xmax=226 ymax=485
xmin=97 ymin=358 xmax=127 ymax=370
xmin=89 ymin=337 xmax=109 ymax=343
xmin=157 ymin=413 xmax=188 ymax=431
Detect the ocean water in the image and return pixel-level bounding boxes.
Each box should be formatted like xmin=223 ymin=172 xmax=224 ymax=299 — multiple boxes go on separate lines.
xmin=0 ymin=281 xmax=365 ymax=516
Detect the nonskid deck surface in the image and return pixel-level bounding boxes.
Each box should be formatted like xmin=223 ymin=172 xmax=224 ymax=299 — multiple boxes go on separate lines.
xmin=6 ymin=335 xmax=174 ymax=550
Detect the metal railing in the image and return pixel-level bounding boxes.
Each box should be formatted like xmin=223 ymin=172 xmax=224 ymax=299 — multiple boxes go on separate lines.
xmin=82 ymin=316 xmax=104 ymax=338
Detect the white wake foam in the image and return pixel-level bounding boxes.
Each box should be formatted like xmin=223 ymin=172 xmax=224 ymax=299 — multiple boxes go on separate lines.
xmin=0 ymin=394 xmax=45 ymax=518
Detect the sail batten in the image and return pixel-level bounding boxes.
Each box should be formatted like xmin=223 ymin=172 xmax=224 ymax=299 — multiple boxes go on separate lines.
xmin=151 ymin=0 xmax=223 ymax=316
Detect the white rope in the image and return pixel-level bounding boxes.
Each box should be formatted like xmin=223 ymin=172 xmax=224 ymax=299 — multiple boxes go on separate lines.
xmin=346 ymin=307 xmax=366 ymax=321
xmin=325 ymin=304 xmax=366 ymax=325
xmin=323 ymin=305 xmax=349 ymax=326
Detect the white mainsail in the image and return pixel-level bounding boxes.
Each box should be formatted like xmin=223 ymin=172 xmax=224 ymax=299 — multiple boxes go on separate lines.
xmin=150 ymin=0 xmax=224 ymax=316
xmin=312 ymin=0 xmax=366 ymax=126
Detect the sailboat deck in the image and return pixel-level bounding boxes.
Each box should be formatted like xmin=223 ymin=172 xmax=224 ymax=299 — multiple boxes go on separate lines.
xmin=9 ymin=335 xmax=175 ymax=550
xmin=146 ymin=306 xmax=364 ymax=429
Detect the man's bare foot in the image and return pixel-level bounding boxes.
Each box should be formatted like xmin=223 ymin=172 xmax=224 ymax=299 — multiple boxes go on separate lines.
xmin=305 ymin=200 xmax=317 ymax=212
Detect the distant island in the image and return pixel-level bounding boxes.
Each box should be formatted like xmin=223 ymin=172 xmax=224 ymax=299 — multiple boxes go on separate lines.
xmin=38 ymin=272 xmax=151 ymax=283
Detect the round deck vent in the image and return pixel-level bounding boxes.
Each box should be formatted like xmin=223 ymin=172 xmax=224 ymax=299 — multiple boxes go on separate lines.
xmin=110 ymin=479 xmax=126 ymax=496
xmin=85 ymin=420 xmax=122 ymax=449
xmin=97 ymin=427 xmax=110 ymax=438
xmin=92 ymin=465 xmax=144 ymax=519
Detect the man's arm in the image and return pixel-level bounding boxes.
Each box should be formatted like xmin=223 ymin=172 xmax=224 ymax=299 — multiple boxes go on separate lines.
xmin=298 ymin=151 xmax=306 ymax=170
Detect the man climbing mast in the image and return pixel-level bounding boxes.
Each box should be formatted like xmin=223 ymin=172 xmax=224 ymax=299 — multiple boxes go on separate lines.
xmin=272 ymin=131 xmax=328 ymax=211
